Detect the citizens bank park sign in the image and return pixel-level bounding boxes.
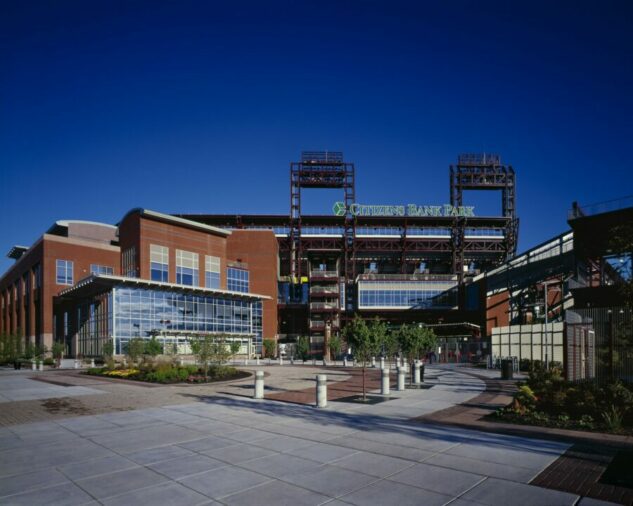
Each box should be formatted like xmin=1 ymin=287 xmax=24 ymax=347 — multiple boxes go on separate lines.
xmin=332 ymin=202 xmax=475 ymax=218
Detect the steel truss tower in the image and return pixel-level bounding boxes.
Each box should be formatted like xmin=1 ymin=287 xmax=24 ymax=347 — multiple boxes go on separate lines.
xmin=450 ymin=154 xmax=518 ymax=281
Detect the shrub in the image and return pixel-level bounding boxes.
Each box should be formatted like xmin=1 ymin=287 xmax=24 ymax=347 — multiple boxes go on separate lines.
xmin=602 ymin=405 xmax=624 ymax=432
xmin=43 ymin=358 xmax=55 ymax=366
xmin=513 ymin=385 xmax=537 ymax=413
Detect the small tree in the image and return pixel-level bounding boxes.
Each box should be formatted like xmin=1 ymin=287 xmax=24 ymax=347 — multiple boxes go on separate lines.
xmin=189 ymin=335 xmax=215 ymax=379
xmin=230 ymin=341 xmax=241 ymax=362
xmin=102 ymin=339 xmax=115 ymax=370
xmin=263 ymin=339 xmax=276 ymax=359
xmin=296 ymin=336 xmax=310 ymax=363
xmin=145 ymin=336 xmax=163 ymax=360
xmin=343 ymin=315 xmax=380 ymax=400
xmin=126 ymin=338 xmax=145 ymax=366
xmin=51 ymin=342 xmax=64 ymax=367
xmin=328 ymin=334 xmax=342 ymax=362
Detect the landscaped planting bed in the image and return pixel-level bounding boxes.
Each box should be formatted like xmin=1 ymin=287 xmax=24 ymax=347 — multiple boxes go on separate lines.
xmin=86 ymin=363 xmax=249 ymax=384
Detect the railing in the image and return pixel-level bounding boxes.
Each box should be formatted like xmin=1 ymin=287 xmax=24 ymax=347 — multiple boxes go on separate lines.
xmin=310 ymin=270 xmax=339 ymax=278
xmin=457 ymin=153 xmax=501 ymax=166
xmin=310 ymin=286 xmax=339 ymax=295
xmin=568 ymin=195 xmax=633 ymax=220
xmin=301 ymin=151 xmax=344 ymax=163
xmin=310 ymin=302 xmax=339 ymax=311
xmin=357 ymin=273 xmax=459 ymax=282
xmin=309 ymin=319 xmax=340 ymax=329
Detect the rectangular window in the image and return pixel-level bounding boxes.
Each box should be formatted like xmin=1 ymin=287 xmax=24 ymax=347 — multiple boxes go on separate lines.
xmin=205 ymin=255 xmax=220 ymax=289
xmin=90 ymin=264 xmax=114 ymax=276
xmin=176 ymin=250 xmax=199 ymax=286
xmin=56 ymin=260 xmax=73 ymax=285
xmin=227 ymin=267 xmax=249 ymax=293
xmin=150 ymin=245 xmax=169 ymax=282
xmin=122 ymin=246 xmax=137 ymax=278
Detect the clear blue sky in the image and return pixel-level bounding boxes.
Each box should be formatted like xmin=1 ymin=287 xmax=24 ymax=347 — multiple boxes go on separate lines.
xmin=1 ymin=1 xmax=632 ymax=274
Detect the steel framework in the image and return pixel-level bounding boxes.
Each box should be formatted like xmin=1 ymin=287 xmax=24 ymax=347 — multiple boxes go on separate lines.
xmin=450 ymin=153 xmax=518 ymax=280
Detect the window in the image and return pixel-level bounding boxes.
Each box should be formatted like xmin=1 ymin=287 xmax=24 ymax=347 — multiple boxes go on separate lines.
xmin=227 ymin=267 xmax=249 ymax=293
xmin=122 ymin=246 xmax=137 ymax=277
xmin=90 ymin=264 xmax=114 ymax=276
xmin=176 ymin=250 xmax=199 ymax=286
xmin=205 ymin=255 xmax=220 ymax=289
xmin=150 ymin=245 xmax=169 ymax=282
xmin=56 ymin=260 xmax=73 ymax=285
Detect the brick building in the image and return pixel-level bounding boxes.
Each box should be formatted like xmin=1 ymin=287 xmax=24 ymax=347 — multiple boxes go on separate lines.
xmin=0 ymin=210 xmax=277 ymax=357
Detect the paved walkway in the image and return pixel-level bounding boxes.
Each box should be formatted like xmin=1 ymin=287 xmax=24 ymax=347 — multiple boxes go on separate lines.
xmin=0 ymin=365 xmax=614 ymax=505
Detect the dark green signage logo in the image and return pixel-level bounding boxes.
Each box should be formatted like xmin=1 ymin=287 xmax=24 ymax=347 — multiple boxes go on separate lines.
xmin=332 ymin=202 xmax=346 ymax=216
xmin=332 ymin=202 xmax=475 ymax=217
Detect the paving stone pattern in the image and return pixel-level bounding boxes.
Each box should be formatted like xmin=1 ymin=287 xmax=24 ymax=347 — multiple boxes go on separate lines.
xmin=0 ymin=366 xmax=598 ymax=505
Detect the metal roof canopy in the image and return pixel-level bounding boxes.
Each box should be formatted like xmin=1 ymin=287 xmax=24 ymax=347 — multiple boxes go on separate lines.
xmin=56 ymin=274 xmax=271 ymax=301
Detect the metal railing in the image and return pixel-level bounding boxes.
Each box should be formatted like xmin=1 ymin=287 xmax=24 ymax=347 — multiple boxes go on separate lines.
xmin=310 ymin=270 xmax=339 ymax=278
xmin=310 ymin=302 xmax=339 ymax=311
xmin=568 ymin=195 xmax=633 ymax=220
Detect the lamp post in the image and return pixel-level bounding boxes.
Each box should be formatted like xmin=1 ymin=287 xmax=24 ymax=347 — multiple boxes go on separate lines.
xmin=160 ymin=319 xmax=171 ymax=352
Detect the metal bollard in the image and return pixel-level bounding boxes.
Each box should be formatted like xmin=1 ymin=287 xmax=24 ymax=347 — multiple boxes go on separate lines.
xmin=381 ymin=366 xmax=390 ymax=395
xmin=397 ymin=367 xmax=405 ymax=391
xmin=316 ymin=374 xmax=327 ymax=408
xmin=371 ymin=356 xmax=376 ymax=368
xmin=380 ymin=357 xmax=385 ymax=370
xmin=254 ymin=371 xmax=264 ymax=399
xmin=413 ymin=360 xmax=421 ymax=385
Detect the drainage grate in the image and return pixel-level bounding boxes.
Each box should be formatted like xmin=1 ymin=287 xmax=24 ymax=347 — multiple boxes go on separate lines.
xmin=331 ymin=395 xmax=396 ymax=405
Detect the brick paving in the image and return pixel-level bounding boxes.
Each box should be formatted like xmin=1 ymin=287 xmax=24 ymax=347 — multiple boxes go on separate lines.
xmin=266 ymin=366 xmax=390 ymax=405
xmin=414 ymin=369 xmax=633 ymax=505
xmin=532 ymin=444 xmax=633 ymax=505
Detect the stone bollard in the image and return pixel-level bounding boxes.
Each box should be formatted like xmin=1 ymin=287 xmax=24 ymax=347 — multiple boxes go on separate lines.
xmin=290 ymin=357 xmax=294 ymax=365
xmin=371 ymin=356 xmax=376 ymax=368
xmin=256 ymin=356 xmax=260 ymax=366
xmin=38 ymin=362 xmax=44 ymax=372
xmin=413 ymin=360 xmax=421 ymax=385
xmin=316 ymin=374 xmax=327 ymax=408
xmin=279 ymin=357 xmax=283 ymax=366
xmin=322 ymin=359 xmax=327 ymax=367
xmin=343 ymin=357 xmax=348 ymax=367
xmin=397 ymin=367 xmax=405 ymax=391
xmin=90 ymin=359 xmax=95 ymax=368
xmin=31 ymin=362 xmax=36 ymax=371
xmin=380 ymin=357 xmax=385 ymax=370
xmin=381 ymin=366 xmax=390 ymax=395
xmin=74 ymin=360 xmax=80 ymax=369
xmin=254 ymin=371 xmax=265 ymax=399
xmin=244 ymin=358 xmax=249 ymax=366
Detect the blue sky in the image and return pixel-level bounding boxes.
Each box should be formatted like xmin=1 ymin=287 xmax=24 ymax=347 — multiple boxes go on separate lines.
xmin=1 ymin=1 xmax=632 ymax=274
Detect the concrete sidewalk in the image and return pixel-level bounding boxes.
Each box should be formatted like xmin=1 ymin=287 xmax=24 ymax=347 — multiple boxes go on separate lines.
xmin=0 ymin=366 xmax=612 ymax=505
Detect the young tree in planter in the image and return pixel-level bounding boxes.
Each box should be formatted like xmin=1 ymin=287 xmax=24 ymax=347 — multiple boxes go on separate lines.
xmin=296 ymin=335 xmax=311 ymax=363
xmin=343 ymin=315 xmax=380 ymax=401
xmin=189 ymin=335 xmax=214 ymax=379
xmin=144 ymin=336 xmax=163 ymax=363
xmin=229 ymin=341 xmax=241 ymax=363
xmin=263 ymin=338 xmax=276 ymax=359
xmin=102 ymin=339 xmax=115 ymax=370
xmin=328 ymin=334 xmax=342 ymax=362
xmin=126 ymin=338 xmax=145 ymax=367
xmin=51 ymin=342 xmax=64 ymax=368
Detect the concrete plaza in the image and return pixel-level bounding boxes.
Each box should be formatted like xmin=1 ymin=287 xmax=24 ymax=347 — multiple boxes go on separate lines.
xmin=0 ymin=366 xmax=617 ymax=505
